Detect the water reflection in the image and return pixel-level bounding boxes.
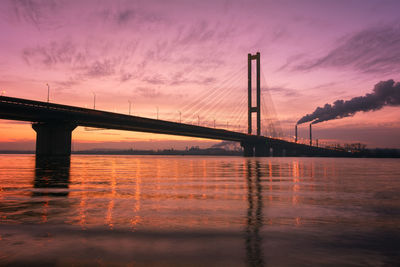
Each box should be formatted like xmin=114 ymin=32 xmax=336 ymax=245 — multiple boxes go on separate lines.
xmin=1 ymin=156 xmax=400 ymax=265
xmin=105 ymin=159 xmax=117 ymax=229
xmin=130 ymin=159 xmax=142 ymax=228
xmin=33 ymin=157 xmax=71 ymax=197
xmin=245 ymin=160 xmax=264 ymax=266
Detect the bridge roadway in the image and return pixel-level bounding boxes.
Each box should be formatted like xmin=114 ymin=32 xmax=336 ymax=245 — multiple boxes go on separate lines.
xmin=0 ymin=96 xmax=336 ymax=157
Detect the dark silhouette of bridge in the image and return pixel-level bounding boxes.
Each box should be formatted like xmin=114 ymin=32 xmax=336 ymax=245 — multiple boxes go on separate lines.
xmin=0 ymin=53 xmax=342 ymax=157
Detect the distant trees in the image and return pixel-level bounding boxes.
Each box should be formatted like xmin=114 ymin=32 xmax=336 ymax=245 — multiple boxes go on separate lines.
xmin=326 ymin=142 xmax=367 ymax=152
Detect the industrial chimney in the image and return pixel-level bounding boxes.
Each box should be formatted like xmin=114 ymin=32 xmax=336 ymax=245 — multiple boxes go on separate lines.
xmin=309 ymin=123 xmax=312 ymax=146
xmin=295 ymin=124 xmax=298 ymax=143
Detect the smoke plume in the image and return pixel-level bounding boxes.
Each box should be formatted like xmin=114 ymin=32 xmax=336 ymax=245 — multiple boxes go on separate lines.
xmin=297 ymin=80 xmax=400 ymax=125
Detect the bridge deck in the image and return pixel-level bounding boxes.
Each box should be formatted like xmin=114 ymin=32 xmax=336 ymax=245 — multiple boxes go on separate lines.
xmin=0 ymin=96 xmax=347 ymax=157
xmin=0 ymin=96 xmax=264 ymax=142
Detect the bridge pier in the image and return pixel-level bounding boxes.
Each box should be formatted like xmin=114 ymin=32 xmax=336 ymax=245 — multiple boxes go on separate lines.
xmin=242 ymin=141 xmax=270 ymax=157
xmin=32 ymin=122 xmax=76 ymax=157
xmin=255 ymin=142 xmax=268 ymax=157
xmin=242 ymin=142 xmax=254 ymax=157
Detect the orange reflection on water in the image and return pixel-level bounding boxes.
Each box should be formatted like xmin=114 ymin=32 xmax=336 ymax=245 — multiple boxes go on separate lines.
xmin=323 ymin=163 xmax=328 ymax=178
xmin=0 ymin=185 xmax=3 ymax=202
xmin=79 ymin=198 xmax=86 ymax=227
xmin=78 ymin=162 xmax=88 ymax=228
xmin=131 ymin=159 xmax=142 ymax=228
xmin=3 ymin=152 xmax=400 ymax=267
xmin=41 ymin=199 xmax=49 ymax=223
xmin=292 ymin=161 xmax=300 ymax=205
xmin=310 ymin=161 xmax=315 ymax=178
xmin=3 ymin=156 xmax=357 ymax=230
xmin=267 ymin=161 xmax=273 ymax=201
xmin=292 ymin=161 xmax=300 ymax=180
xmin=105 ymin=159 xmax=117 ymax=229
xmin=268 ymin=161 xmax=272 ymax=178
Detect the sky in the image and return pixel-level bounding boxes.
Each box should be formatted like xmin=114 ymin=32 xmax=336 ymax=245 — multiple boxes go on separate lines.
xmin=0 ymin=0 xmax=399 ymax=150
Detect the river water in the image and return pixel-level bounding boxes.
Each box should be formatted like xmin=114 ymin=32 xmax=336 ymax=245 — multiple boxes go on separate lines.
xmin=0 ymin=155 xmax=399 ymax=266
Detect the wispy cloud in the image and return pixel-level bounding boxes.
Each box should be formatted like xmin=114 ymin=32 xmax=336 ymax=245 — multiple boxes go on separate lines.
xmin=85 ymin=60 xmax=115 ymax=78
xmin=141 ymin=72 xmax=216 ymax=87
xmin=263 ymin=86 xmax=301 ymax=97
xmin=135 ymin=87 xmax=163 ymax=98
xmin=11 ymin=0 xmax=63 ymax=30
xmin=174 ymin=20 xmax=216 ymax=46
xmin=142 ymin=74 xmax=166 ymax=85
xmin=116 ymin=9 xmax=135 ymax=25
xmin=283 ymin=24 xmax=400 ymax=75
xmin=21 ymin=39 xmax=139 ymax=82
xmin=98 ymin=5 xmax=166 ymax=27
xmin=22 ymin=40 xmax=81 ymax=67
xmin=169 ymin=72 xmax=216 ymax=86
xmin=119 ymin=72 xmax=133 ymax=82
xmin=54 ymin=76 xmax=81 ymax=88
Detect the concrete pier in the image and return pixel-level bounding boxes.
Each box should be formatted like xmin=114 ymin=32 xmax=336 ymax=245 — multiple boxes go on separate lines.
xmin=32 ymin=122 xmax=76 ymax=157
xmin=242 ymin=142 xmax=255 ymax=157
xmin=255 ymin=142 xmax=268 ymax=157
xmin=242 ymin=141 xmax=270 ymax=157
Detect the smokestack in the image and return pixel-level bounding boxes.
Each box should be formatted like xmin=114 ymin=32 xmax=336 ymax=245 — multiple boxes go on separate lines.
xmin=297 ymin=80 xmax=400 ymax=126
xmin=295 ymin=124 xmax=298 ymax=143
xmin=309 ymin=123 xmax=312 ymax=146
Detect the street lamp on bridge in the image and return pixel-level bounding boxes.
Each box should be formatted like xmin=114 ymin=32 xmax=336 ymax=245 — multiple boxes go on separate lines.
xmin=156 ymin=106 xmax=159 ymax=119
xmin=46 ymin=83 xmax=50 ymax=102
xmin=92 ymin=92 xmax=96 ymax=109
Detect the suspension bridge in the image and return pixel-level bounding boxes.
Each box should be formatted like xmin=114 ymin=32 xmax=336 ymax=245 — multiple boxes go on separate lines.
xmin=0 ymin=53 xmax=342 ymax=157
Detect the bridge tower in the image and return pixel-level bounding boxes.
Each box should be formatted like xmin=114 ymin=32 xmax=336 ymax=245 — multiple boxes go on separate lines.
xmin=248 ymin=52 xmax=261 ymax=136
xmin=242 ymin=52 xmax=267 ymax=157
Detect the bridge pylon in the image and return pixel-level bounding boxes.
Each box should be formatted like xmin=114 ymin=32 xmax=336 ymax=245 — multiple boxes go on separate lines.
xmin=248 ymin=52 xmax=261 ymax=136
xmin=243 ymin=52 xmax=266 ymax=157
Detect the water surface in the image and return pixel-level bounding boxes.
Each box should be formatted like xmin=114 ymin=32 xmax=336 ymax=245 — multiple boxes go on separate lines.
xmin=0 ymin=155 xmax=399 ymax=265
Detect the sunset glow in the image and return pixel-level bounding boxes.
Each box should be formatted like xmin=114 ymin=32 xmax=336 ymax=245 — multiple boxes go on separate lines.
xmin=1 ymin=0 xmax=399 ymax=149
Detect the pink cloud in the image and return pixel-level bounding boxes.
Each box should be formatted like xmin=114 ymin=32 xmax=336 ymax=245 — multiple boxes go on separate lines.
xmin=1 ymin=0 xmax=400 ymax=148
